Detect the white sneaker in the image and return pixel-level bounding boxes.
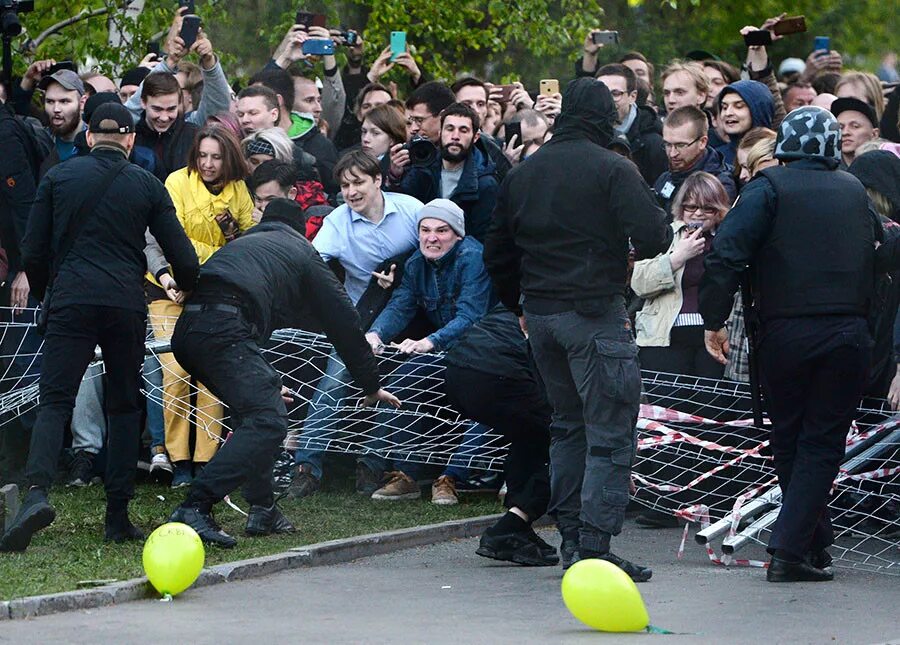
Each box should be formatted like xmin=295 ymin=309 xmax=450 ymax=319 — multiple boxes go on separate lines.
xmin=150 ymin=451 xmax=174 ymax=475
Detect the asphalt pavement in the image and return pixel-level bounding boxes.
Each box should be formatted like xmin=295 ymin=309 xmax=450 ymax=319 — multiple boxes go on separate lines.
xmin=1 ymin=520 xmax=897 ymax=644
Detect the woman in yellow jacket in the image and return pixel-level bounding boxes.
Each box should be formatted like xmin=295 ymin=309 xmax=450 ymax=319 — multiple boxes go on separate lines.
xmin=150 ymin=125 xmax=254 ymax=488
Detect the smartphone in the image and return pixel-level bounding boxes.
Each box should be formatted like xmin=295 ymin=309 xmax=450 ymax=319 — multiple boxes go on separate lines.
xmin=495 ymin=84 xmax=516 ymax=102
xmin=686 ymin=221 xmax=704 ymax=230
xmin=296 ymin=11 xmax=325 ymax=28
xmin=177 ymin=0 xmax=195 ymax=13
xmin=505 ymin=121 xmax=522 ymax=147
xmin=813 ymin=36 xmax=830 ymax=53
xmin=772 ymin=15 xmax=806 ymax=36
xmin=47 ymin=60 xmax=77 ymax=75
xmin=301 ymin=38 xmax=335 ymax=56
xmin=539 ymin=79 xmax=559 ymax=96
xmin=179 ymin=14 xmax=201 ymax=49
xmin=743 ymin=30 xmax=772 ymax=47
xmin=146 ymin=41 xmax=161 ymax=57
xmin=591 ymin=30 xmax=619 ymax=46
xmin=390 ymin=31 xmax=406 ymax=61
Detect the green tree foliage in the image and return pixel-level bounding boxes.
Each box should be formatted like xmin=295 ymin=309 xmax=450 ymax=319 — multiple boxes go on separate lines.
xmin=8 ymin=0 xmax=898 ymax=84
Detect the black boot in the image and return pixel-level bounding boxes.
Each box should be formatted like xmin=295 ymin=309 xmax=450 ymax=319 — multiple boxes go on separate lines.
xmin=245 ymin=503 xmax=296 ymax=536
xmin=104 ymin=507 xmax=145 ymax=543
xmin=767 ymin=555 xmax=833 ymax=582
xmin=0 ymin=487 xmax=56 ymax=552
xmin=560 ymin=531 xmax=580 ymax=570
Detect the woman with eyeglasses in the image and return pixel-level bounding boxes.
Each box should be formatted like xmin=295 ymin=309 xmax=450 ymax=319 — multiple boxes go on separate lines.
xmin=631 ymin=172 xmax=732 ymax=378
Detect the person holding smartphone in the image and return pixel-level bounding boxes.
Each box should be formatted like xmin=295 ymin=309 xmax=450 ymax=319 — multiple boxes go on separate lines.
xmin=632 ymin=172 xmax=733 ymax=379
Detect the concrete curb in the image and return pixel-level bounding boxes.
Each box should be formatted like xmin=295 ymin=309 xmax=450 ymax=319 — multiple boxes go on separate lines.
xmin=3 ymin=513 xmax=502 ymax=621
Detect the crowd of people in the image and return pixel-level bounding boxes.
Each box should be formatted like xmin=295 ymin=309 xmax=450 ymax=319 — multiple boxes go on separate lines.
xmin=1 ymin=7 xmax=899 ymax=583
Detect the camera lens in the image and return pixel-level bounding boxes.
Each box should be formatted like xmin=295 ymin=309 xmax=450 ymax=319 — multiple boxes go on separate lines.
xmin=1 ymin=10 xmax=23 ymax=36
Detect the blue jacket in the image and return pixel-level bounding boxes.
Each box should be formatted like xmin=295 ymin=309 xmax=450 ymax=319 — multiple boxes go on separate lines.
xmin=369 ymin=236 xmax=494 ymax=351
xmin=714 ymin=80 xmax=775 ymax=165
xmin=395 ymin=146 xmax=499 ymax=242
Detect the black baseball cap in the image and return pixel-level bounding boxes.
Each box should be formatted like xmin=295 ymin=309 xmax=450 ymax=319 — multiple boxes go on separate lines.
xmin=89 ymin=102 xmax=135 ymax=134
xmin=831 ymin=97 xmax=879 ymax=129
xmin=83 ymin=91 xmax=122 ymax=124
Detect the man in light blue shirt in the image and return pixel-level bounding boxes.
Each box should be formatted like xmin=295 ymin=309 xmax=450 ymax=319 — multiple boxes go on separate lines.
xmin=289 ymin=150 xmax=422 ymax=499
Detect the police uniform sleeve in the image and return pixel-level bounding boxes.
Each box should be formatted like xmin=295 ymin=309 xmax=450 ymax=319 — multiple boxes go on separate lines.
xmin=699 ymin=178 xmax=777 ymax=330
xmin=0 ymin=116 xmax=38 ymax=274
xmin=147 ymin=180 xmax=200 ymax=292
xmin=302 ymin=245 xmax=382 ymax=395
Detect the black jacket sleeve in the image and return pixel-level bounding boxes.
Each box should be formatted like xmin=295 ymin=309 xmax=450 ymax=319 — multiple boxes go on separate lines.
xmin=302 ymin=246 xmax=382 ymax=395
xmin=699 ymin=179 xmax=777 ymax=330
xmin=0 ymin=114 xmax=38 ymax=273
xmin=20 ymin=173 xmax=54 ymax=300
xmin=483 ymin=176 xmax=523 ymax=315
xmin=146 ymin=179 xmax=200 ymax=292
xmin=608 ymin=161 xmax=673 ymax=261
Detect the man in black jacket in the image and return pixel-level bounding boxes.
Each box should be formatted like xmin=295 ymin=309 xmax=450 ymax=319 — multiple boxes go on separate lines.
xmin=445 ymin=305 xmax=556 ymax=566
xmin=597 ymin=64 xmax=667 ymax=185
xmin=0 ymin=103 xmax=199 ymax=552
xmin=484 ymin=78 xmax=672 ymax=581
xmin=699 ymin=106 xmax=882 ymax=583
xmin=167 ymin=199 xmax=400 ymax=548
xmin=132 ymin=72 xmax=198 ymax=183
xmin=0 ymin=99 xmax=42 ymax=485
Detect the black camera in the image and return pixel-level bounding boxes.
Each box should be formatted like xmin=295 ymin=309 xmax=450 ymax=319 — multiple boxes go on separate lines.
xmin=1 ymin=0 xmax=34 ymax=38
xmin=403 ymin=135 xmax=438 ymax=167
xmin=340 ymin=30 xmax=358 ymax=46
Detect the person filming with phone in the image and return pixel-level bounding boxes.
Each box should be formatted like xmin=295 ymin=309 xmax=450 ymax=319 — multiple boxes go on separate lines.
xmin=392 ymin=102 xmax=499 ymax=242
xmin=632 ymin=172 xmax=734 ymax=378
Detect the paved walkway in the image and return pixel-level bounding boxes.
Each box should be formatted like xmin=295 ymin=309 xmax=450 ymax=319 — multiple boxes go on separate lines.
xmin=1 ymin=521 xmax=897 ymax=644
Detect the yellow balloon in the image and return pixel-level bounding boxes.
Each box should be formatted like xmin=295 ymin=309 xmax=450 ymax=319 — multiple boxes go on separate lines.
xmin=561 ymin=559 xmax=650 ymax=632
xmin=142 ymin=522 xmax=205 ymax=597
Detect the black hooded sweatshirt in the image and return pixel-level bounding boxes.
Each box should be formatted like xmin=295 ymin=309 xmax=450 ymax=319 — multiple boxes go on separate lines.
xmin=484 ymin=78 xmax=672 ymax=315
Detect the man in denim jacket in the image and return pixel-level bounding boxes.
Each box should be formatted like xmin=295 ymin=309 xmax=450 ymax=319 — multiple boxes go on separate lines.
xmin=364 ymin=199 xmax=493 ymax=501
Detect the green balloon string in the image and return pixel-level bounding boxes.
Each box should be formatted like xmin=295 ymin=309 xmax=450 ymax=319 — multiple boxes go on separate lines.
xmin=160 ymin=593 xmax=174 ymax=602
xmin=646 ymin=624 xmax=674 ymax=634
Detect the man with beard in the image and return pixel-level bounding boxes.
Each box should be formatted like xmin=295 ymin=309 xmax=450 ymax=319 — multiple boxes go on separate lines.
xmin=393 ymin=103 xmax=498 ymax=242
xmin=13 ymin=65 xmax=87 ymax=177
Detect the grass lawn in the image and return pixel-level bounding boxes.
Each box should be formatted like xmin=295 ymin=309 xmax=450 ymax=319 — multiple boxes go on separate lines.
xmin=0 ymin=473 xmax=502 ymax=600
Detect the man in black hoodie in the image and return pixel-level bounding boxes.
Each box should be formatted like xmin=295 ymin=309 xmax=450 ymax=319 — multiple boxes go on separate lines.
xmin=167 ymin=199 xmax=400 ymax=548
xmin=484 ymin=78 xmax=672 ymax=581
xmin=596 ymin=64 xmax=667 ymax=185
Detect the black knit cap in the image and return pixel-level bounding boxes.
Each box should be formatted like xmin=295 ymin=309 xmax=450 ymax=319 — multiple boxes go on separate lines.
xmin=260 ymin=198 xmax=307 ymax=236
xmin=89 ymin=102 xmax=134 ymax=134
xmin=120 ymin=67 xmax=151 ymax=88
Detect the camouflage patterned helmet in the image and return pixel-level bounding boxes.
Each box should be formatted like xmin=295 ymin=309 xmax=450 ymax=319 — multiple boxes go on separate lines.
xmin=774 ymin=106 xmax=841 ymax=164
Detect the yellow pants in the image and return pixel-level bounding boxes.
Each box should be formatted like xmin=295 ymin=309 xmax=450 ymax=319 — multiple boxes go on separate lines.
xmin=148 ymin=299 xmax=223 ymax=463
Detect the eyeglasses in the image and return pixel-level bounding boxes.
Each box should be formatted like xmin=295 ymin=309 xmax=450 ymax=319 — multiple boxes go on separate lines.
xmin=663 ymin=136 xmax=701 ymax=152
xmin=681 ymin=203 xmax=720 ymax=216
xmin=407 ymin=115 xmax=431 ymax=126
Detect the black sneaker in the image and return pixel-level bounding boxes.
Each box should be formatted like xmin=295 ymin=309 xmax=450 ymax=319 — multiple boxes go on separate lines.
xmin=245 ymin=503 xmax=296 ymax=536
xmin=456 ymin=471 xmax=503 ymax=494
xmin=169 ymin=506 xmax=237 ymax=548
xmin=0 ymin=488 xmax=56 ymax=552
xmin=580 ymin=550 xmax=653 ymax=582
xmin=67 ymin=450 xmax=96 ymax=487
xmin=560 ymin=537 xmax=580 ymax=570
xmin=476 ymin=529 xmax=559 ymax=566
xmin=287 ymin=464 xmax=321 ymax=499
xmin=527 ymin=527 xmax=560 ymax=563
xmin=355 ymin=462 xmax=383 ymax=496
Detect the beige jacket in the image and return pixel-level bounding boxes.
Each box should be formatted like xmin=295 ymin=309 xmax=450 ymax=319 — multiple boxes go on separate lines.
xmin=631 ymin=221 xmax=691 ymax=347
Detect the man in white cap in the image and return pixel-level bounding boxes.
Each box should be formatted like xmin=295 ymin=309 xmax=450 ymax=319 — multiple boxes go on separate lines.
xmin=364 ymin=198 xmax=494 ymax=501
